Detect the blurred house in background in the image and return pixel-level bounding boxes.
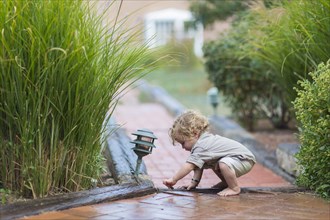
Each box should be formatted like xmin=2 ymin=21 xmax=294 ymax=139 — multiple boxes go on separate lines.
xmin=144 ymin=8 xmax=203 ymax=57
xmin=96 ymin=0 xmax=229 ymax=57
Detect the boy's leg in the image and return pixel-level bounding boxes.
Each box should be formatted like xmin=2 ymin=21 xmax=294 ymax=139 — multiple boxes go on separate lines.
xmin=217 ymin=157 xmax=254 ymax=196
xmin=211 ymin=166 xmax=228 ymax=190
xmin=217 ymin=162 xmax=240 ymax=196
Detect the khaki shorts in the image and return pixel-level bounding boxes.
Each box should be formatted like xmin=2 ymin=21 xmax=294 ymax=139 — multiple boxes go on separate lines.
xmin=219 ymin=157 xmax=254 ymax=177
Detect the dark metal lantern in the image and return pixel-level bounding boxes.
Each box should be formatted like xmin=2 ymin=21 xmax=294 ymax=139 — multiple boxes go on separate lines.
xmin=131 ymin=129 xmax=157 ymax=175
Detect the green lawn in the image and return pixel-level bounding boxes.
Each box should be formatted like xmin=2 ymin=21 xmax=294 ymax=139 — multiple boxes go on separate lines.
xmin=144 ymin=66 xmax=232 ymax=117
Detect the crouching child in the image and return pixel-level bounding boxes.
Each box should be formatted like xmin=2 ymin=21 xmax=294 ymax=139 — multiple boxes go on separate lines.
xmin=163 ymin=110 xmax=256 ymax=196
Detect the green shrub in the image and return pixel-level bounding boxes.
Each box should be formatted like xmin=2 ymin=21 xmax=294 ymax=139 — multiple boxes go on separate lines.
xmin=293 ymin=60 xmax=330 ymax=199
xmin=203 ymin=13 xmax=290 ymax=131
xmin=0 ymin=0 xmax=152 ymax=198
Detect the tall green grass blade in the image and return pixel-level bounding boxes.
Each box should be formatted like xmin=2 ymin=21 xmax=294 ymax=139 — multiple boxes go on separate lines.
xmin=0 ymin=0 xmax=154 ymax=198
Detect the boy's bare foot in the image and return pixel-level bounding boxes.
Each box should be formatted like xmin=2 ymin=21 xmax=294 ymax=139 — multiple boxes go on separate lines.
xmin=211 ymin=181 xmax=228 ymax=190
xmin=217 ymin=187 xmax=240 ymax=197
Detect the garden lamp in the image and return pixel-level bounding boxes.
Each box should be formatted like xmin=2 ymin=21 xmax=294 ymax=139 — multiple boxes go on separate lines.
xmin=207 ymin=87 xmax=219 ymax=115
xmin=131 ymin=129 xmax=157 ymax=176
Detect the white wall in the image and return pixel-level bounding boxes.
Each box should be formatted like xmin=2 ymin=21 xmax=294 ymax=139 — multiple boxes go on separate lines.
xmin=144 ymin=8 xmax=203 ymax=57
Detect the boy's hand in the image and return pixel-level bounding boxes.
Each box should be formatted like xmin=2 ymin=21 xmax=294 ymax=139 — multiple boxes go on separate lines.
xmin=186 ymin=181 xmax=198 ymax=190
xmin=178 ymin=183 xmax=197 ymax=191
xmin=187 ymin=182 xmax=198 ymax=190
xmin=178 ymin=178 xmax=199 ymax=190
xmin=163 ymin=178 xmax=177 ymax=189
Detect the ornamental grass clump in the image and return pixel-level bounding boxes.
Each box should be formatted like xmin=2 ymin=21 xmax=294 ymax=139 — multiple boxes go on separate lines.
xmin=0 ymin=0 xmax=152 ymax=198
xmin=250 ymin=0 xmax=330 ymax=102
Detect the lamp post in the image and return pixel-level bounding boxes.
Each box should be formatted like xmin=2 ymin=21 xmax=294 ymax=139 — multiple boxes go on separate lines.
xmin=131 ymin=129 xmax=157 ymax=176
xmin=207 ymin=87 xmax=219 ymax=116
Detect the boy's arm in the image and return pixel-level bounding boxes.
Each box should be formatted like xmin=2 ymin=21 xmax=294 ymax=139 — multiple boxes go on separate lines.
xmin=186 ymin=168 xmax=203 ymax=190
xmin=172 ymin=162 xmax=196 ymax=182
xmin=193 ymin=167 xmax=203 ymax=181
xmin=163 ymin=162 xmax=195 ymax=188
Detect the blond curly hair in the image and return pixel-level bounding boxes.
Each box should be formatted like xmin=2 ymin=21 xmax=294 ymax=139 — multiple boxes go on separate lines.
xmin=169 ymin=110 xmax=209 ymax=145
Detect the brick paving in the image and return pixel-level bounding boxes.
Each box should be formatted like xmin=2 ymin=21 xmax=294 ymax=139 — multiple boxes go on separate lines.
xmin=21 ymin=88 xmax=329 ymax=220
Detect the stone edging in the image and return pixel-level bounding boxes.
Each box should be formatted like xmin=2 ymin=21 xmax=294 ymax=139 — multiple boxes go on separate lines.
xmin=0 ymin=182 xmax=155 ymax=220
xmin=104 ymin=117 xmax=151 ymax=184
xmin=138 ymin=80 xmax=185 ymax=117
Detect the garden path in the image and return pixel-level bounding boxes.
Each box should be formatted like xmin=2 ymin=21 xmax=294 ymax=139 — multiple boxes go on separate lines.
xmin=21 ymin=87 xmax=329 ymax=220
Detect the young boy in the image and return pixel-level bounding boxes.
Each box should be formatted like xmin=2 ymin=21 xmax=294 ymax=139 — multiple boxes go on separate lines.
xmin=163 ymin=110 xmax=256 ymax=196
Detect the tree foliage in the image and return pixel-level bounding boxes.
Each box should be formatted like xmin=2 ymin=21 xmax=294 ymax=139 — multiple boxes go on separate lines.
xmin=190 ymin=0 xmax=248 ymax=26
xmin=190 ymin=0 xmax=282 ymax=26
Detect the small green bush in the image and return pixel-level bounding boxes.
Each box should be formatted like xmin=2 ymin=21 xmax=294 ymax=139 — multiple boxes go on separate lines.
xmin=293 ymin=60 xmax=330 ymax=199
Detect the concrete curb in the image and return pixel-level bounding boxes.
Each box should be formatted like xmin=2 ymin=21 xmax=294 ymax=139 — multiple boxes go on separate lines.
xmin=276 ymin=143 xmax=301 ymax=177
xmin=137 ymin=81 xmax=296 ymax=184
xmin=1 ymin=182 xmax=155 ymax=220
xmin=104 ymin=117 xmax=150 ymax=184
xmin=138 ymin=80 xmax=185 ymax=117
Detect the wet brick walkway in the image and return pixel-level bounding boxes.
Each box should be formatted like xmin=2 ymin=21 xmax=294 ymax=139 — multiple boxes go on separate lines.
xmin=21 ymin=88 xmax=329 ymax=220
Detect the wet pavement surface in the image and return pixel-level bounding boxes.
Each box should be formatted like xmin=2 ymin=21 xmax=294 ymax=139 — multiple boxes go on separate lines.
xmin=21 ymin=191 xmax=329 ymax=219
xmin=21 ymin=87 xmax=329 ymax=220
